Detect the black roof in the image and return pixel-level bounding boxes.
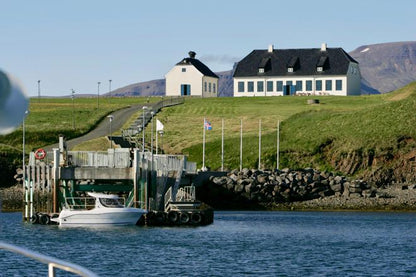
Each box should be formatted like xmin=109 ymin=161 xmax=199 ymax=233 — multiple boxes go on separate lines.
xmin=233 ymin=48 xmax=358 ymax=77
xmin=176 ymin=58 xmax=219 ymax=78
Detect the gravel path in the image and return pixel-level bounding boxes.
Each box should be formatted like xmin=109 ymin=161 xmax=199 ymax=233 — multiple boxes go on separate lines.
xmin=45 ymin=103 xmax=150 ymax=151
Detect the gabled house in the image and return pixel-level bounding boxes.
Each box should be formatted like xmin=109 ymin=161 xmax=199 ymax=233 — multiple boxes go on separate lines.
xmin=233 ymin=44 xmax=361 ymax=96
xmin=165 ymin=51 xmax=219 ymax=97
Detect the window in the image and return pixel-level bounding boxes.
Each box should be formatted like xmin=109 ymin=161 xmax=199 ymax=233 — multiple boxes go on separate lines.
xmin=248 ymin=81 xmax=254 ymax=92
xmin=266 ymin=81 xmax=273 ymax=92
xmin=325 ymin=80 xmax=332 ymax=91
xmin=204 ymin=82 xmax=207 ymax=92
xmin=213 ymin=83 xmax=216 ymax=93
xmin=259 ymin=68 xmax=264 ymax=73
xmin=286 ymin=81 xmax=293 ymax=86
xmin=336 ymin=80 xmax=342 ymax=91
xmin=182 ymin=68 xmax=186 ymax=72
xmin=317 ymin=66 xmax=323 ymax=72
xmin=288 ymin=68 xmax=293 ymax=73
xmin=316 ymin=80 xmax=322 ymax=91
xmin=296 ymin=81 xmax=302 ymax=91
xmin=276 ymin=81 xmax=283 ymax=92
xmin=306 ymin=80 xmax=312 ymax=91
xmin=257 ymin=81 xmax=264 ymax=92
xmin=238 ymin=82 xmax=245 ymax=92
xmin=209 ymin=83 xmax=211 ymax=93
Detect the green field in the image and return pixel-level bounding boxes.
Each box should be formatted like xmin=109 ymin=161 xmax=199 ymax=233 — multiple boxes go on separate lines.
xmin=0 ymin=97 xmax=159 ymax=154
xmin=1 ymin=83 xmax=416 ymax=187
xmin=156 ymin=87 xmax=415 ymax=171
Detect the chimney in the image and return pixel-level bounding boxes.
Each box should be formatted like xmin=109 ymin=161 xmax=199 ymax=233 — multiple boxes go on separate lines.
xmin=268 ymin=44 xmax=274 ymax=53
xmin=321 ymin=43 xmax=327 ymax=51
xmin=188 ymin=51 xmax=196 ymax=58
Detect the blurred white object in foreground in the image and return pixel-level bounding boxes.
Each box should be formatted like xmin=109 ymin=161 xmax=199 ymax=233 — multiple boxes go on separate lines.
xmin=0 ymin=70 xmax=29 ymax=135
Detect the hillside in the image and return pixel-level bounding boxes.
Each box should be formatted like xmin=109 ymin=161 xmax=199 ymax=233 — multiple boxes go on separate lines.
xmin=157 ymin=82 xmax=416 ymax=185
xmin=350 ymin=41 xmax=416 ymax=93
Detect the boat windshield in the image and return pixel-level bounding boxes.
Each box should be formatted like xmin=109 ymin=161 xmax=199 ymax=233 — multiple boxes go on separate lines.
xmin=99 ymin=198 xmax=124 ymax=208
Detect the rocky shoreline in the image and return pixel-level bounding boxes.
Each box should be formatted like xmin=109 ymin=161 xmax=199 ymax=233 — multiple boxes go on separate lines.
xmin=201 ymin=168 xmax=416 ymax=211
xmin=2 ymin=167 xmax=416 ymax=212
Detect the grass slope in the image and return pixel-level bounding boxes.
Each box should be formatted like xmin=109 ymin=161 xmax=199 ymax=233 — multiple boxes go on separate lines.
xmin=158 ymin=83 xmax=416 ymax=173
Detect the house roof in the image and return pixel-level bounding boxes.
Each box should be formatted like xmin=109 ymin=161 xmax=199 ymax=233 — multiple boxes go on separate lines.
xmin=176 ymin=58 xmax=219 ymax=78
xmin=233 ymin=47 xmax=358 ymax=77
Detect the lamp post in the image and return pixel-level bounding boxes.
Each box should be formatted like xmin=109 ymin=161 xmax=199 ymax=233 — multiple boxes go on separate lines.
xmin=97 ymin=81 xmax=101 ymax=109
xmin=142 ymin=106 xmax=148 ymax=152
xmin=109 ymin=79 xmax=112 ymax=101
xmin=37 ymin=80 xmax=41 ymax=103
xmin=71 ymin=89 xmax=75 ymax=130
xmin=150 ymin=111 xmax=154 ymax=154
xmin=22 ymin=110 xmax=29 ymax=220
xmin=107 ymin=115 xmax=114 ymax=149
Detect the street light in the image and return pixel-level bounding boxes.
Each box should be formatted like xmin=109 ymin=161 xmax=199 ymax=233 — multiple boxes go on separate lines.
xmin=142 ymin=106 xmax=148 ymax=152
xmin=71 ymin=89 xmax=75 ymax=129
xmin=150 ymin=111 xmax=154 ymax=154
xmin=97 ymin=81 xmax=101 ymax=109
xmin=22 ymin=110 xmax=29 ymax=220
xmin=37 ymin=80 xmax=41 ymax=103
xmin=107 ymin=115 xmax=114 ymax=149
xmin=109 ymin=79 xmax=112 ymax=102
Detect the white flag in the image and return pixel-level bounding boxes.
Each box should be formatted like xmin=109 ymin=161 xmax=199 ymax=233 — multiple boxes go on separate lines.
xmin=156 ymin=119 xmax=164 ymax=131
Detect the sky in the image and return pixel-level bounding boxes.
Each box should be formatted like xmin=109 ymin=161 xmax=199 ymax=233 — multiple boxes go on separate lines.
xmin=1 ymin=0 xmax=415 ymax=97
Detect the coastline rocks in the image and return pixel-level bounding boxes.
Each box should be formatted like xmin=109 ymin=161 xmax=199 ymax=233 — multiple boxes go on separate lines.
xmin=209 ymin=168 xmax=375 ymax=205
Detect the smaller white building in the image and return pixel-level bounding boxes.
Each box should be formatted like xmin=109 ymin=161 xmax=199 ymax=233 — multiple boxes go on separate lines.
xmin=165 ymin=51 xmax=219 ymax=97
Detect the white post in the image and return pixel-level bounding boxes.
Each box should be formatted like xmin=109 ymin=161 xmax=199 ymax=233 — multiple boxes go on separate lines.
xmin=240 ymin=119 xmax=243 ymax=171
xmin=277 ymin=120 xmax=280 ymax=170
xmin=202 ymin=118 xmax=206 ymax=170
xmin=258 ymin=119 xmax=261 ymax=170
xmin=221 ymin=118 xmax=224 ymax=171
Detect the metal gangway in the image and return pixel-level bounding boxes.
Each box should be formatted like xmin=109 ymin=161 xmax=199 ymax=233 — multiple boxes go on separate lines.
xmin=0 ymin=241 xmax=98 ymax=277
xmin=121 ymin=97 xmax=184 ymax=149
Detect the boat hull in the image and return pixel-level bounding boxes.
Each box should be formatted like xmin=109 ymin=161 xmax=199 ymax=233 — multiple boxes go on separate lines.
xmin=56 ymin=208 xmax=146 ymax=226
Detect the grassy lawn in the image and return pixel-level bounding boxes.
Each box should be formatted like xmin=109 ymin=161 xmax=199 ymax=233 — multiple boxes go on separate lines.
xmin=157 ymin=83 xmax=416 ymax=170
xmin=2 ymin=82 xmax=416 ymax=176
xmin=0 ymin=97 xmax=157 ymax=154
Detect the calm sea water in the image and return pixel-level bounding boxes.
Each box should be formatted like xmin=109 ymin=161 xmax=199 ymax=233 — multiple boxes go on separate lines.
xmin=1 ymin=211 xmax=416 ymax=276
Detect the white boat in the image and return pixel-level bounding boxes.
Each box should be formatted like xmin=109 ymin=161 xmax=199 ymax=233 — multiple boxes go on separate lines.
xmin=51 ymin=192 xmax=147 ymax=226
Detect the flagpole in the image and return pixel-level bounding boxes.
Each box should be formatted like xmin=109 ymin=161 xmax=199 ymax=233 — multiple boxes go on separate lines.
xmin=258 ymin=119 xmax=261 ymax=170
xmin=203 ymin=117 xmax=206 ymax=170
xmin=277 ymin=120 xmax=280 ymax=170
xmin=240 ymin=119 xmax=242 ymax=171
xmin=221 ymin=118 xmax=224 ymax=171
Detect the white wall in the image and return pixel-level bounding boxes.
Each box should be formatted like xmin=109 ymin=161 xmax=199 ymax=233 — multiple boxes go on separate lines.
xmin=165 ymin=65 xmax=203 ymax=96
xmin=233 ymin=75 xmax=353 ymax=97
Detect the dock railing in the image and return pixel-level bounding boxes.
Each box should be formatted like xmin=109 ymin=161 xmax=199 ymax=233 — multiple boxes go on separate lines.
xmin=0 ymin=241 xmax=99 ymax=277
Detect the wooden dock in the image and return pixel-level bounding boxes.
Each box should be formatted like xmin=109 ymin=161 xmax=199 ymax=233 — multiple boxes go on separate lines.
xmin=24 ymin=136 xmax=213 ymax=226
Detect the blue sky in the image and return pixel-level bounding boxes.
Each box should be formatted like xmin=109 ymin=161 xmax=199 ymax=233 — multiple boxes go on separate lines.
xmin=2 ymin=0 xmax=415 ymax=97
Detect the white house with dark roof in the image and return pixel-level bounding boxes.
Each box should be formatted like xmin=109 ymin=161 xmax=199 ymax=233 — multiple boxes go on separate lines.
xmin=165 ymin=51 xmax=219 ymax=97
xmin=233 ymin=44 xmax=361 ymax=97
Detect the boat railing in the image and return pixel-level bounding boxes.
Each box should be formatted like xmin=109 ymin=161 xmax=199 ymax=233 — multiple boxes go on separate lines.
xmin=65 ymin=197 xmax=96 ymax=210
xmin=0 ymin=241 xmax=99 ymax=277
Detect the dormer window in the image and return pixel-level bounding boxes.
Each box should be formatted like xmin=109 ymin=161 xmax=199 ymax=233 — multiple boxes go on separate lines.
xmin=258 ymin=57 xmax=271 ymax=74
xmin=182 ymin=68 xmax=186 ymax=72
xmin=316 ymin=56 xmax=328 ymax=72
xmin=287 ymin=57 xmax=299 ymax=73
